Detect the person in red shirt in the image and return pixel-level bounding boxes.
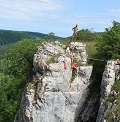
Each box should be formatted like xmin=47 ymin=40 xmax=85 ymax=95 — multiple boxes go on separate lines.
xmin=71 ymin=62 xmax=78 ymax=75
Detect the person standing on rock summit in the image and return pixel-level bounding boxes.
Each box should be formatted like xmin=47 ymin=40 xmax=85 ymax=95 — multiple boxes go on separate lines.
xmin=72 ymin=24 xmax=78 ymax=42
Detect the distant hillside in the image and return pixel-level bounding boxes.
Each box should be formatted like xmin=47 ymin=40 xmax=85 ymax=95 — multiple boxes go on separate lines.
xmin=0 ymin=29 xmax=47 ymax=45
xmin=0 ymin=29 xmax=61 ymax=45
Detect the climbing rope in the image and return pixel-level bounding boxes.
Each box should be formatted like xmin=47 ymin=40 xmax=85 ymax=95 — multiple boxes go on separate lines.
xmin=88 ymin=58 xmax=107 ymax=62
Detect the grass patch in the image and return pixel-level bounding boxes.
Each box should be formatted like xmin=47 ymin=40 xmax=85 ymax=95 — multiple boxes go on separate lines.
xmin=105 ymin=80 xmax=120 ymax=121
xmin=105 ymin=97 xmax=120 ymax=121
xmin=112 ymin=80 xmax=120 ymax=92
xmin=60 ymin=39 xmax=72 ymax=46
xmin=46 ymin=53 xmax=61 ymax=64
xmin=106 ymin=95 xmax=116 ymax=103
xmin=86 ymin=41 xmax=97 ymax=58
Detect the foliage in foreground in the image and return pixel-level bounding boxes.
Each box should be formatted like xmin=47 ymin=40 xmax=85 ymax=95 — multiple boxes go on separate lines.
xmin=96 ymin=21 xmax=120 ymax=60
xmin=4 ymin=39 xmax=39 ymax=78
xmin=0 ymin=38 xmax=43 ymax=122
xmin=105 ymin=80 xmax=120 ymax=122
xmin=0 ymin=73 xmax=23 ymax=122
xmin=77 ymin=29 xmax=99 ymax=42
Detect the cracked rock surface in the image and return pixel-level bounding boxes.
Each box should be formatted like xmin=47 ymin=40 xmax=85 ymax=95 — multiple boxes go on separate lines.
xmin=14 ymin=42 xmax=93 ymax=122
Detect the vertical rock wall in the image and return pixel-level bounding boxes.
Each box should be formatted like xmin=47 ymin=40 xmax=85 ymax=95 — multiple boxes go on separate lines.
xmin=14 ymin=42 xmax=93 ymax=122
xmin=96 ymin=60 xmax=116 ymax=122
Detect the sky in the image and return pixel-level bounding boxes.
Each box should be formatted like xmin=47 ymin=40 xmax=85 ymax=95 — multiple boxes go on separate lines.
xmin=0 ymin=0 xmax=120 ymax=37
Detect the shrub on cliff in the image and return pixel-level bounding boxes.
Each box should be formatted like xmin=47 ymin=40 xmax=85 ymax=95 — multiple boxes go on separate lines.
xmin=96 ymin=21 xmax=120 ymax=60
xmin=0 ymin=38 xmax=43 ymax=122
xmin=0 ymin=73 xmax=23 ymax=122
xmin=4 ymin=39 xmax=39 ymax=78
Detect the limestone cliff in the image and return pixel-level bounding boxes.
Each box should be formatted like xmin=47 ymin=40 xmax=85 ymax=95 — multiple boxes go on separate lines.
xmin=14 ymin=42 xmax=119 ymax=122
xmin=14 ymin=42 xmax=93 ymax=122
xmin=96 ymin=60 xmax=116 ymax=122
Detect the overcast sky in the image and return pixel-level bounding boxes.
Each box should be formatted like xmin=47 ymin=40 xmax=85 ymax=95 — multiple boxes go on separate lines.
xmin=0 ymin=0 xmax=120 ymax=37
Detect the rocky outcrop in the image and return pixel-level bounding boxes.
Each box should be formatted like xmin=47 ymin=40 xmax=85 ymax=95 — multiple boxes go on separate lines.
xmin=14 ymin=40 xmax=120 ymax=122
xmin=96 ymin=60 xmax=116 ymax=122
xmin=14 ymin=41 xmax=93 ymax=122
xmin=70 ymin=42 xmax=87 ymax=64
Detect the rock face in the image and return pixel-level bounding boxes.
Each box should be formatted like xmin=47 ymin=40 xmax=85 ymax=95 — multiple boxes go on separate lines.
xmin=96 ymin=60 xmax=116 ymax=122
xmin=14 ymin=42 xmax=93 ymax=122
xmin=70 ymin=42 xmax=87 ymax=64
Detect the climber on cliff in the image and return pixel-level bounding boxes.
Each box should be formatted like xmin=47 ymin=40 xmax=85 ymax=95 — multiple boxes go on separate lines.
xmin=37 ymin=60 xmax=47 ymax=75
xmin=115 ymin=59 xmax=120 ymax=78
xmin=116 ymin=59 xmax=120 ymax=65
xmin=36 ymin=60 xmax=43 ymax=74
xmin=25 ymin=107 xmax=30 ymax=121
xmin=44 ymin=63 xmax=52 ymax=76
xmin=71 ymin=61 xmax=78 ymax=75
xmin=69 ymin=52 xmax=74 ymax=63
xmin=66 ymin=45 xmax=71 ymax=57
xmin=72 ymin=24 xmax=78 ymax=42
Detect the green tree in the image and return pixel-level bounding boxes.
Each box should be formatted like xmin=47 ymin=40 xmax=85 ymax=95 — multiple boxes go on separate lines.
xmin=46 ymin=32 xmax=56 ymax=41
xmin=4 ymin=39 xmax=38 ymax=78
xmin=0 ymin=73 xmax=23 ymax=122
xmin=0 ymin=38 xmax=43 ymax=122
xmin=0 ymin=30 xmax=46 ymax=45
xmin=96 ymin=21 xmax=120 ymax=60
xmin=77 ymin=29 xmax=96 ymax=42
